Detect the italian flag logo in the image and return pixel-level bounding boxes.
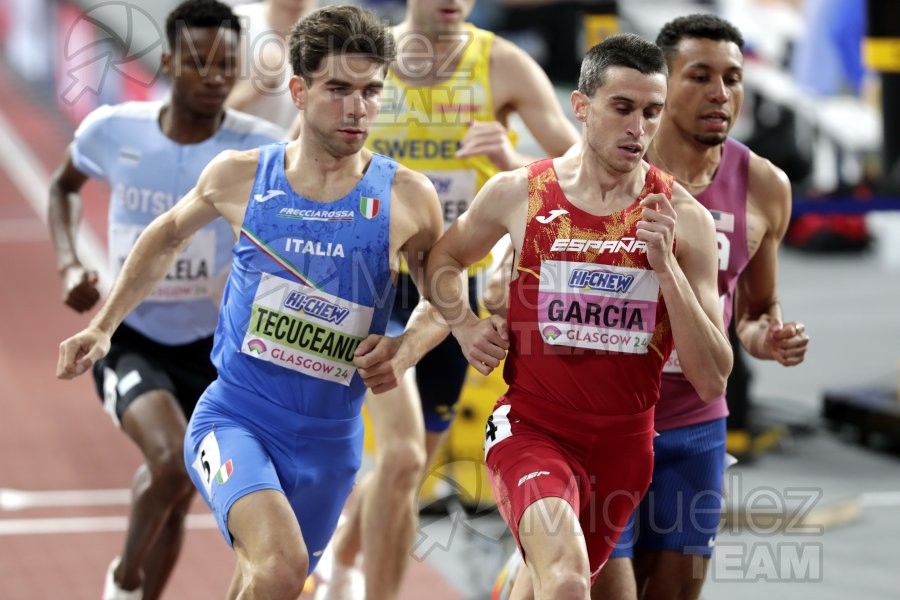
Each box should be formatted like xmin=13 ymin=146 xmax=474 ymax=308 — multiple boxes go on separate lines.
xmin=216 ymin=459 xmax=234 ymax=484
xmin=360 ymin=196 xmax=380 ymax=219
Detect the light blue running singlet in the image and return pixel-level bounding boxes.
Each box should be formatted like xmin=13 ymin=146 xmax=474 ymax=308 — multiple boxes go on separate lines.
xmin=70 ymin=100 xmax=285 ymax=344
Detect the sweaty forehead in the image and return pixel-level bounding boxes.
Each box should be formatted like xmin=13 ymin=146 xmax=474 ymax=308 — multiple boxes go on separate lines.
xmin=601 ymin=66 xmax=667 ymax=105
xmin=672 ymin=37 xmax=743 ymax=70
xmin=176 ymin=26 xmax=237 ymax=52
xmin=312 ymin=53 xmax=385 ymax=82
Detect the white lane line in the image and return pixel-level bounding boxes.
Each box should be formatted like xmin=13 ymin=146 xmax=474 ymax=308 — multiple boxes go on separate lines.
xmin=0 ymin=107 xmax=111 ymax=293
xmin=0 ymin=514 xmax=216 ymax=536
xmin=0 ymin=487 xmax=131 ymax=510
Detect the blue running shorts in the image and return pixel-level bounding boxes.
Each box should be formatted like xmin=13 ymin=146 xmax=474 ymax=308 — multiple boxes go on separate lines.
xmin=610 ymin=418 xmax=727 ymax=559
xmin=185 ymin=378 xmax=363 ymax=573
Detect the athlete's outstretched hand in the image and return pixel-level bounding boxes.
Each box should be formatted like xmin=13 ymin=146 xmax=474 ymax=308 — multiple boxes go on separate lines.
xmin=636 ymin=193 xmax=677 ymax=273
xmin=57 ymin=326 xmax=111 ymax=379
xmin=452 ymin=315 xmax=510 ymax=375
xmin=354 ymin=334 xmax=408 ymax=395
xmin=61 ymin=264 xmax=100 ymax=313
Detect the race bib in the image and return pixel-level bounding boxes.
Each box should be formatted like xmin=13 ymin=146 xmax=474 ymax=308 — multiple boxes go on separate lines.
xmin=537 ymin=260 xmax=660 ymax=354
xmin=484 ymin=403 xmax=512 ymax=458
xmin=240 ymin=273 xmax=374 ymax=385
xmin=423 ymin=169 xmax=476 ymax=226
xmin=110 ymin=223 xmax=217 ymax=302
xmin=662 ymin=349 xmax=682 ymax=373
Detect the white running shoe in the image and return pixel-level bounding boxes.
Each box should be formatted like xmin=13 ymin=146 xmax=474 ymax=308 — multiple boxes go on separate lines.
xmin=315 ymin=563 xmax=364 ymax=600
xmin=312 ymin=538 xmax=364 ymax=600
xmin=102 ymin=558 xmax=142 ymax=600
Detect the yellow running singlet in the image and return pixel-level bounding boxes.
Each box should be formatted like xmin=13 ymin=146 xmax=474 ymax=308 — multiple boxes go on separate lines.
xmin=367 ymin=24 xmax=517 ymax=273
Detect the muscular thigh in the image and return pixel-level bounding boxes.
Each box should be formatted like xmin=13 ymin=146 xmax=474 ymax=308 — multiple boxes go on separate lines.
xmin=484 ymin=401 xmax=590 ymax=563
xmin=185 ymin=381 xmax=363 ymax=574
xmin=93 ymin=325 xmax=215 ymax=425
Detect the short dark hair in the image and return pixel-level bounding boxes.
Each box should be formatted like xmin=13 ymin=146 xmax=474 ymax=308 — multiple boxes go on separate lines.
xmin=578 ymin=33 xmax=668 ymax=97
xmin=165 ymin=0 xmax=241 ymax=50
xmin=289 ymin=5 xmax=395 ymax=82
xmin=656 ymin=14 xmax=745 ymax=66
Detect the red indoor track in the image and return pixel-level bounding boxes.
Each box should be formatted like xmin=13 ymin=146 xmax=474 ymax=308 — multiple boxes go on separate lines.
xmin=0 ymin=63 xmax=457 ymax=600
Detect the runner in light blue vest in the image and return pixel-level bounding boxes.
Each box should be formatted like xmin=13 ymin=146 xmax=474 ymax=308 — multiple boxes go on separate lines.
xmin=67 ymin=99 xmax=282 ymax=344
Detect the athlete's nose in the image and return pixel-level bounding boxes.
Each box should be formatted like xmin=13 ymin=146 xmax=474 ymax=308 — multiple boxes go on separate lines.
xmin=708 ymin=77 xmax=729 ymax=103
xmin=625 ymin=112 xmax=644 ymax=139
xmin=345 ymin=91 xmax=366 ymax=120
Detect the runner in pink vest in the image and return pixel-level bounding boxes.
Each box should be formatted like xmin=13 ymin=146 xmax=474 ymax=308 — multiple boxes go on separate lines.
xmin=596 ymin=14 xmax=811 ymax=600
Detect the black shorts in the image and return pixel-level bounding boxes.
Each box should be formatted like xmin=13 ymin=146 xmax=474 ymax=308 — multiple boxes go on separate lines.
xmin=388 ymin=273 xmax=479 ymax=433
xmin=92 ymin=324 xmax=217 ymax=425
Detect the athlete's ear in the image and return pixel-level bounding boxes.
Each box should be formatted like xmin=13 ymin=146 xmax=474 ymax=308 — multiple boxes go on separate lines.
xmin=571 ymin=90 xmax=589 ymax=123
xmin=289 ymin=75 xmax=307 ymax=110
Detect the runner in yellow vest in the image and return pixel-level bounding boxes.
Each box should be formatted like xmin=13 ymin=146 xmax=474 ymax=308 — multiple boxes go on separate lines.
xmin=316 ymin=2 xmax=579 ymax=598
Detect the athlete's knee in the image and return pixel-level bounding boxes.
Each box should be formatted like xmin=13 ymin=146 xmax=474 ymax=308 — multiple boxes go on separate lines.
xmin=378 ymin=438 xmax=427 ymax=490
xmin=146 ymin=448 xmax=193 ymax=497
xmin=242 ymin=549 xmax=309 ymax=598
xmin=538 ymin=564 xmax=590 ymax=600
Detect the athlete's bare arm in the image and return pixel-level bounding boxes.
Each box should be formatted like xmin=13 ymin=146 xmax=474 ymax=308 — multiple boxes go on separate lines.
xmin=425 ymin=170 xmax=526 ymax=373
xmin=735 ymin=154 xmax=808 ymax=365
xmin=48 ymin=147 xmax=99 ymax=312
xmin=389 ymin=166 xmax=445 ymax=283
xmin=456 ymin=38 xmax=579 ymax=169
xmin=226 ymin=40 xmax=286 ymax=113
xmin=492 ymin=37 xmax=580 ymax=156
xmin=483 ymin=243 xmax=515 ymax=318
xmin=354 ymin=166 xmax=449 ymax=393
xmin=56 ymin=149 xmax=258 ymax=379
xmin=661 ymin=185 xmax=732 ymax=400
